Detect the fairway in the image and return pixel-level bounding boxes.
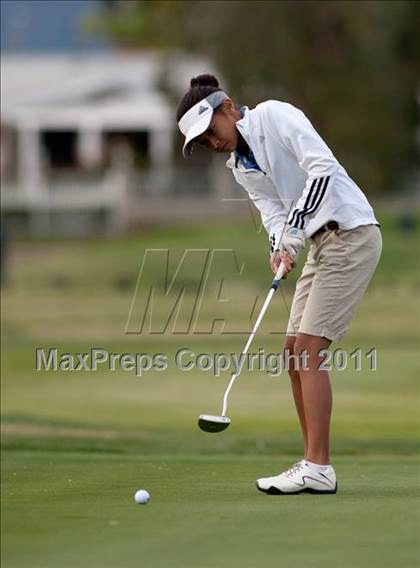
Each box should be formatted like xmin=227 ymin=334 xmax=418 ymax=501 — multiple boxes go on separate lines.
xmin=2 ymin=215 xmax=420 ymax=567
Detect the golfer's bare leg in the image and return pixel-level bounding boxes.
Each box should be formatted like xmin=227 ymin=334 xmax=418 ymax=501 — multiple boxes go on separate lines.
xmin=294 ymin=333 xmax=332 ymax=465
xmin=284 ymin=335 xmax=308 ymax=458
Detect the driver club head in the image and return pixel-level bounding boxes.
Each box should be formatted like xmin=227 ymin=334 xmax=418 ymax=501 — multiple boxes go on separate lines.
xmin=198 ymin=414 xmax=231 ymax=433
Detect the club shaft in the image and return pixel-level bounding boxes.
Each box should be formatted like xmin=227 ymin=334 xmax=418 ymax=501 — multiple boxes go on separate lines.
xmin=221 ymin=263 xmax=285 ymax=416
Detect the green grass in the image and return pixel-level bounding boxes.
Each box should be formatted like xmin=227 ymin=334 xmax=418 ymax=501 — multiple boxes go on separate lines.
xmin=2 ymin=213 xmax=420 ymax=567
xmin=2 ymin=452 xmax=419 ymax=568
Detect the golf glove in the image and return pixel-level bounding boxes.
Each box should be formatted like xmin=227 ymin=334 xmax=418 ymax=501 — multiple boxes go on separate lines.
xmin=278 ymin=225 xmax=305 ymax=263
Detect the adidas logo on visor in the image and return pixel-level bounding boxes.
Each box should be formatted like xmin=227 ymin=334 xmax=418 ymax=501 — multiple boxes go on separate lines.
xmin=198 ymin=105 xmax=208 ymax=115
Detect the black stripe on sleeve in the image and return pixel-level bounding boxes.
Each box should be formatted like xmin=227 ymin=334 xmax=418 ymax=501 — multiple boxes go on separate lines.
xmin=289 ymin=179 xmax=318 ymax=228
xmin=295 ymin=178 xmax=324 ymax=229
xmin=291 ymin=178 xmax=323 ymax=229
xmin=298 ymin=176 xmax=330 ymax=229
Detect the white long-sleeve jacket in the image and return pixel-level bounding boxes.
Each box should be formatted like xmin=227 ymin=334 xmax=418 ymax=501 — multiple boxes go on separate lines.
xmin=226 ymin=100 xmax=378 ymax=252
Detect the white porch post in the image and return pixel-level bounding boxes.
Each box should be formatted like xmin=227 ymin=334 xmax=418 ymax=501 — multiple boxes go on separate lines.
xmin=16 ymin=120 xmax=52 ymax=235
xmin=149 ymin=127 xmax=173 ymax=195
xmin=78 ymin=125 xmax=102 ymax=168
xmin=16 ymin=120 xmax=44 ymax=199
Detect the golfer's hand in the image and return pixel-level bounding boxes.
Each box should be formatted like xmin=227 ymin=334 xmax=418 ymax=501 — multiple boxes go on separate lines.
xmin=269 ymin=250 xmax=294 ymax=279
xmin=279 ymin=225 xmax=306 ymax=263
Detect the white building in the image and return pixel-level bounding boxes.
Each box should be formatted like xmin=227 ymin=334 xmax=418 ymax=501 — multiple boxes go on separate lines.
xmin=1 ymin=52 xmax=239 ymax=236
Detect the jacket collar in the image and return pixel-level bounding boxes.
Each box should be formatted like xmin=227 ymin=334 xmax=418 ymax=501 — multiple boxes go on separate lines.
xmin=226 ymin=105 xmax=266 ymax=172
xmin=235 ymin=105 xmax=252 ymax=145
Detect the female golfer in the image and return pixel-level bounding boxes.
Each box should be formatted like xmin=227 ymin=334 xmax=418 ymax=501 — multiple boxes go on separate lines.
xmin=177 ymin=74 xmax=382 ymax=495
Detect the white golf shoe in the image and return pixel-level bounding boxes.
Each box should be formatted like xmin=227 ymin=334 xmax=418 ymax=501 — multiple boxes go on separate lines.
xmin=256 ymin=460 xmax=337 ymax=495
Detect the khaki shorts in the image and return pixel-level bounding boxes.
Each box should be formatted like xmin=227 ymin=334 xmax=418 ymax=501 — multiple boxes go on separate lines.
xmin=286 ymin=224 xmax=382 ymax=343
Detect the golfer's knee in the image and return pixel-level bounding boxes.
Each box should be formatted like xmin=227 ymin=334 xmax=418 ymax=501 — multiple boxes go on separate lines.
xmin=294 ymin=335 xmax=315 ymax=367
xmin=294 ymin=335 xmax=307 ymax=357
xmin=294 ymin=333 xmax=330 ymax=369
xmin=284 ymin=335 xmax=296 ymax=353
xmin=284 ymin=335 xmax=299 ymax=378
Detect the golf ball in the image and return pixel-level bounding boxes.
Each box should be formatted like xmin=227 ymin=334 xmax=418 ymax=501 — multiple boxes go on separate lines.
xmin=134 ymin=489 xmax=150 ymax=505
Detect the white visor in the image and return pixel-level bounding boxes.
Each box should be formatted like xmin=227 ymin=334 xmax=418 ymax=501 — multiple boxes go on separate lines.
xmin=178 ymin=91 xmax=229 ymax=158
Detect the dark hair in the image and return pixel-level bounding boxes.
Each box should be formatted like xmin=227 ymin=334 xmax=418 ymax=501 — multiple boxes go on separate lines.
xmin=176 ymin=74 xmax=223 ymax=123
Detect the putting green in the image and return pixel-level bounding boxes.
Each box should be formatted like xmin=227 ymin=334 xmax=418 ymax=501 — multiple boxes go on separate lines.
xmin=2 ymin=450 xmax=419 ymax=568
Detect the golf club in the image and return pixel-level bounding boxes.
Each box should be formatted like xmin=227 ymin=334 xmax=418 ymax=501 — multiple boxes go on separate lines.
xmin=198 ymin=262 xmax=286 ymax=433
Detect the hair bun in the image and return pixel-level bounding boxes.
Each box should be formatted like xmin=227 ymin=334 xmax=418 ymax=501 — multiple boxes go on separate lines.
xmin=190 ymin=74 xmax=219 ymax=89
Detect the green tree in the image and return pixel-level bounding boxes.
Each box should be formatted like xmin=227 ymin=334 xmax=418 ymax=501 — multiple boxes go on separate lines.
xmin=90 ymin=0 xmax=420 ymax=193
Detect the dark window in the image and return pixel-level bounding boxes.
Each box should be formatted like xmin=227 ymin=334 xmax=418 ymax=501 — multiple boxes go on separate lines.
xmin=41 ymin=130 xmax=78 ymax=168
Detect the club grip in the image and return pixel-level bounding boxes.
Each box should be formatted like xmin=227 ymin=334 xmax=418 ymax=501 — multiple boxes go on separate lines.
xmin=271 ymin=262 xmax=285 ymax=290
